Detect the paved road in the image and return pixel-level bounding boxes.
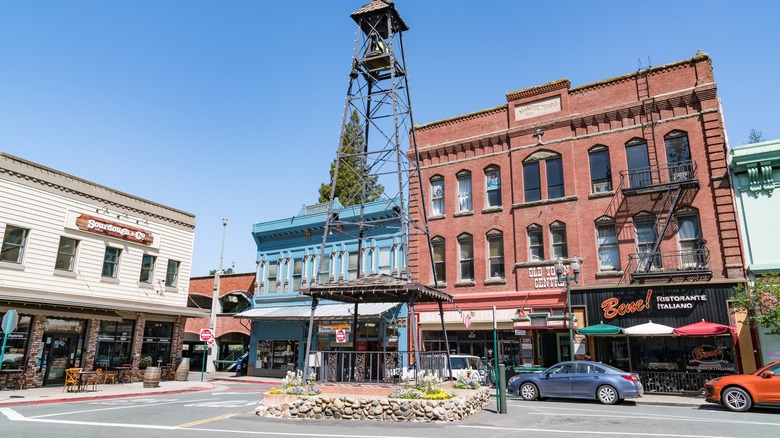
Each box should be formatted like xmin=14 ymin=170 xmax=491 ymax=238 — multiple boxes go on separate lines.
xmin=1 ymin=380 xmax=778 ymax=438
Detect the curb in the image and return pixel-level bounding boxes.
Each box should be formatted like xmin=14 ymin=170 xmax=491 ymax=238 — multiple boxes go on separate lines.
xmin=210 ymin=377 xmax=280 ymax=385
xmin=0 ymin=383 xmax=218 ymax=408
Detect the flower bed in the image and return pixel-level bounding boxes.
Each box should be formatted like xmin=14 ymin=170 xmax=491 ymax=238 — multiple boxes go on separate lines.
xmin=256 ymin=387 xmax=490 ymax=422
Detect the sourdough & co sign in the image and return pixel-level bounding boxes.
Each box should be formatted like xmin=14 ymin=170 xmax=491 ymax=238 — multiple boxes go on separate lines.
xmin=76 ymin=214 xmax=154 ymax=245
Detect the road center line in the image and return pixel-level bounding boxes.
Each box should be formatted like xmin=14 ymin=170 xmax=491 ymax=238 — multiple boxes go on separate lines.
xmin=177 ymin=413 xmax=237 ymax=428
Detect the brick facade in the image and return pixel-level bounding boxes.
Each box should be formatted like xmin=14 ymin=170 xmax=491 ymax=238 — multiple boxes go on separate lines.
xmin=407 ymin=51 xmax=753 ymax=371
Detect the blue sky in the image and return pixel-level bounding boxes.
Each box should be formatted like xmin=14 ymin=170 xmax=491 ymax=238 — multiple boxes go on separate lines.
xmin=1 ymin=1 xmax=778 ymax=277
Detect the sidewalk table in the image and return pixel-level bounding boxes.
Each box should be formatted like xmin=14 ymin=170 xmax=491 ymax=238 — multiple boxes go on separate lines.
xmin=0 ymin=369 xmax=22 ymax=391
xmin=114 ymin=366 xmax=132 ymax=384
xmin=77 ymin=371 xmax=96 ymax=393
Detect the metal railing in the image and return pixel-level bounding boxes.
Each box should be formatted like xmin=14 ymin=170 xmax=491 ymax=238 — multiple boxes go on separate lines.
xmin=312 ymin=350 xmax=448 ymax=384
xmin=620 ymin=160 xmax=697 ymax=190
xmin=628 ymin=247 xmax=711 ymax=280
xmin=638 ymin=371 xmax=724 ymax=395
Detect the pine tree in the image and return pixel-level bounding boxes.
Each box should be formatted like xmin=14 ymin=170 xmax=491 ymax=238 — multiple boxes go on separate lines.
xmin=747 ymin=129 xmax=765 ymax=144
xmin=319 ymin=110 xmax=384 ymax=206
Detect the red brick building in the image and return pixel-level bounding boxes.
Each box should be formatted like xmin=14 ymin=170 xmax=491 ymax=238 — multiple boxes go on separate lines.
xmin=409 ymin=51 xmax=757 ymax=379
xmin=185 ymin=272 xmax=255 ymax=370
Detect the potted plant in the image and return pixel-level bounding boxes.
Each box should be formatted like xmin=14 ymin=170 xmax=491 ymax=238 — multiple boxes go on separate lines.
xmin=139 ymin=356 xmax=153 ymax=368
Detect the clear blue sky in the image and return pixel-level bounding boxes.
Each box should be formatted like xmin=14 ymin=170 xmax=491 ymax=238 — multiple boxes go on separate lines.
xmin=2 ymin=1 xmax=778 ymax=277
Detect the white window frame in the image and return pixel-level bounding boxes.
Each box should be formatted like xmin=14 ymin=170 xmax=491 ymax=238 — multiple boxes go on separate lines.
xmin=55 ymin=236 xmax=79 ymax=272
xmin=0 ymin=225 xmax=30 ymax=264
xmin=165 ymin=259 xmax=180 ymax=287
xmin=139 ymin=254 xmax=156 ymax=284
xmin=456 ymin=171 xmax=472 ymax=212
xmin=430 ymin=176 xmax=444 ymax=216
xmin=484 ymin=167 xmax=502 ymax=208
xmin=458 ymin=234 xmax=474 ymax=281
xmin=102 ymin=247 xmax=122 ymax=278
xmin=528 ymin=226 xmax=544 ymax=261
xmin=596 ymin=222 xmax=620 ymax=271
xmin=486 ymin=231 xmax=504 ymax=279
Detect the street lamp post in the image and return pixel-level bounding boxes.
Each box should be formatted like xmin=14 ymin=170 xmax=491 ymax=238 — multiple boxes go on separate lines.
xmin=207 ymin=216 xmax=228 ymax=373
xmin=555 ymin=257 xmax=581 ymax=361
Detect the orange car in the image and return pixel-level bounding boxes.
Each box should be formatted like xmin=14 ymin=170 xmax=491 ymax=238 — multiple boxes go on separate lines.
xmin=704 ymin=360 xmax=780 ymax=411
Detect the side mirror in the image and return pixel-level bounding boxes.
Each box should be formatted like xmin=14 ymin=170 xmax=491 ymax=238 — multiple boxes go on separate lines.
xmin=762 ymin=370 xmax=775 ymax=378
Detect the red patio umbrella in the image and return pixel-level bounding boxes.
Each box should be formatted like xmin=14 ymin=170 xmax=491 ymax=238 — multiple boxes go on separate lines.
xmin=673 ymin=319 xmax=735 ymax=336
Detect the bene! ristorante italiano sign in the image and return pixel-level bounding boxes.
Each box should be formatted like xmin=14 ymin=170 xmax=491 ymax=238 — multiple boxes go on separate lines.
xmin=76 ymin=214 xmax=154 ymax=245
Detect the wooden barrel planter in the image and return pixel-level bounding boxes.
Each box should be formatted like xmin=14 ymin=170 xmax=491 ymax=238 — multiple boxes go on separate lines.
xmin=143 ymin=366 xmax=161 ymax=388
xmin=176 ymin=358 xmax=190 ymax=381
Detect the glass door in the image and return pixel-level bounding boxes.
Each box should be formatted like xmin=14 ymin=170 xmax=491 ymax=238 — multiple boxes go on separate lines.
xmin=44 ymin=334 xmax=76 ymax=386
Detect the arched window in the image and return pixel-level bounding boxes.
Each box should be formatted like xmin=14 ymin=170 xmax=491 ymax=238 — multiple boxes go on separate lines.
xmin=588 ymin=145 xmax=612 ymax=193
xmin=456 ymin=170 xmax=472 ymax=212
xmin=527 ymin=224 xmax=544 ymax=261
xmin=549 ymin=221 xmax=568 ymax=259
xmin=457 ymin=233 xmax=474 ymax=281
xmin=664 ymin=130 xmax=693 ymax=181
xmin=523 ymin=150 xmax=564 ymax=201
xmin=626 ymin=138 xmax=651 ymax=188
xmin=634 ymin=213 xmax=660 ymax=270
xmin=430 ymin=175 xmax=444 ymax=216
xmin=486 ymin=230 xmax=504 ymax=279
xmin=484 ymin=166 xmax=502 ymax=208
xmin=595 ymin=216 xmax=619 ymax=271
xmin=431 ymin=236 xmax=446 ymax=283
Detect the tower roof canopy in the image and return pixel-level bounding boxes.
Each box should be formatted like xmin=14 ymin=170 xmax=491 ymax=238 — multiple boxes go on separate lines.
xmin=351 ymin=0 xmax=409 ymax=36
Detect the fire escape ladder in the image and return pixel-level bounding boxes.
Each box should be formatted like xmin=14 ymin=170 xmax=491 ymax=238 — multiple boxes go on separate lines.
xmin=643 ymin=185 xmax=683 ymax=273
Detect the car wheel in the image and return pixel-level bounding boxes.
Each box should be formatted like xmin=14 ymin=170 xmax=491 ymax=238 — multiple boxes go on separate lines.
xmin=722 ymin=387 xmax=752 ymax=412
xmin=596 ymin=385 xmax=619 ymax=405
xmin=519 ymin=382 xmax=539 ymax=401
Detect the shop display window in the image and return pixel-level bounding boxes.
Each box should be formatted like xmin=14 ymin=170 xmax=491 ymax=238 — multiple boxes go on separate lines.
xmin=256 ymin=340 xmax=298 ymax=370
xmin=94 ymin=320 xmax=135 ymax=368
xmin=140 ymin=321 xmax=173 ymax=367
xmin=1 ymin=314 xmax=31 ymax=370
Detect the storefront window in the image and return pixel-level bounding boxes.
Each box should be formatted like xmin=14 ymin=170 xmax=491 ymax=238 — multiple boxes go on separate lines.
xmin=94 ymin=320 xmax=135 ymax=368
xmin=256 ymin=340 xmax=298 ymax=370
xmin=140 ymin=321 xmax=173 ymax=367
xmin=1 ymin=314 xmax=32 ymax=370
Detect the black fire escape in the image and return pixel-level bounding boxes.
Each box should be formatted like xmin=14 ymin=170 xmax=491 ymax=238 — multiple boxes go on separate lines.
xmin=607 ymin=65 xmax=711 ymax=284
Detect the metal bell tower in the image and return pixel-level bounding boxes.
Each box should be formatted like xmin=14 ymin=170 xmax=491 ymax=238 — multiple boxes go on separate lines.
xmin=318 ymin=0 xmax=430 ymax=284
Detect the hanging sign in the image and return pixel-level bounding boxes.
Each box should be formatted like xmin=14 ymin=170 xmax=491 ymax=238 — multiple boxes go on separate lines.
xmin=76 ymin=214 xmax=154 ymax=245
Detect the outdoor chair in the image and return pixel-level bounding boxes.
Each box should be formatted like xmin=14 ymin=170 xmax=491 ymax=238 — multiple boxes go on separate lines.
xmin=62 ymin=368 xmax=81 ymax=393
xmin=102 ymin=370 xmax=116 ymax=384
xmin=11 ymin=366 xmax=28 ymax=390
xmin=85 ymin=368 xmax=102 ymax=392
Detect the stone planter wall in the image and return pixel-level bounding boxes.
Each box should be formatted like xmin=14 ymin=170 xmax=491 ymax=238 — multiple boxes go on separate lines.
xmin=256 ymin=388 xmax=490 ymax=422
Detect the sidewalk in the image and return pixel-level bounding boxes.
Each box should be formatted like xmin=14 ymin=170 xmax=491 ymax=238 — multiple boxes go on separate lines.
xmin=0 ymin=371 xmax=279 ymax=408
xmin=0 ymin=372 xmax=705 ymax=409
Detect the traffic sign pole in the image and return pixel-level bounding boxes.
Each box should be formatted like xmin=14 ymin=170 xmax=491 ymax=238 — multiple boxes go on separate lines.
xmin=201 ymin=340 xmax=207 ymax=382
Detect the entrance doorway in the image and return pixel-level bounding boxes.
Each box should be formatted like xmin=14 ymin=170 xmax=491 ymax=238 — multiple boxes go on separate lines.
xmin=44 ymin=334 xmax=77 ymax=386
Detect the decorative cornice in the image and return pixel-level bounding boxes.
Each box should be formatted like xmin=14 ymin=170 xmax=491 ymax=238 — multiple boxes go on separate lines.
xmin=570 ymin=51 xmax=709 ymax=95
xmin=506 ymin=79 xmax=570 ymax=101
xmin=416 ymin=105 xmax=506 ymax=131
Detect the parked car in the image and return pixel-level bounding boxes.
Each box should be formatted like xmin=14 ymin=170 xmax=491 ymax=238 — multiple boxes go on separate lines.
xmin=704 ymin=360 xmax=780 ymax=412
xmin=507 ymin=361 xmax=643 ymax=405
xmin=444 ymin=354 xmax=492 ymax=385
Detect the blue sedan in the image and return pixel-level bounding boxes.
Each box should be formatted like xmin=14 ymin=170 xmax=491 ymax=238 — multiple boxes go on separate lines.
xmin=507 ymin=361 xmax=644 ymax=405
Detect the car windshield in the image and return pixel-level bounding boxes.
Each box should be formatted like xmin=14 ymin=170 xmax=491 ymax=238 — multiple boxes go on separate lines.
xmin=450 ymin=356 xmax=483 ymax=369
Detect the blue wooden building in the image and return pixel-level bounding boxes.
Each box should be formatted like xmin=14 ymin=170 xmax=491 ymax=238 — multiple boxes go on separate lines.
xmin=237 ymin=198 xmax=409 ymax=377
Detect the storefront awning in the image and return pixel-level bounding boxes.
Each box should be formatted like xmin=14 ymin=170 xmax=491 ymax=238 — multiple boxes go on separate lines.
xmin=234 ymin=302 xmax=400 ymax=321
xmin=577 ymin=322 xmax=623 ymax=335
xmin=673 ymin=319 xmax=735 ymax=336
xmin=624 ymin=320 xmax=675 ymax=335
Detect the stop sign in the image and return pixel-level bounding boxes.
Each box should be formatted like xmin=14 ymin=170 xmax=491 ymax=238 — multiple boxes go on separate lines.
xmin=200 ymin=328 xmax=214 ymax=342
xmin=335 ymin=328 xmax=346 ymax=343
